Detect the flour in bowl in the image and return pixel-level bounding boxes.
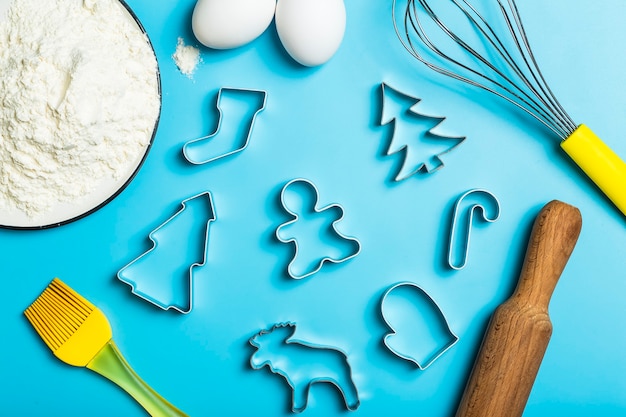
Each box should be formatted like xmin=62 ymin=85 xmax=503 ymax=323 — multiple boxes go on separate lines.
xmin=0 ymin=0 xmax=160 ymax=218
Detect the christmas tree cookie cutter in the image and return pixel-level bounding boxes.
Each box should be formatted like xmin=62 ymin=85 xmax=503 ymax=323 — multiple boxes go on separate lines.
xmin=447 ymin=189 xmax=500 ymax=270
xmin=380 ymin=282 xmax=458 ymax=370
xmin=249 ymin=322 xmax=360 ymax=413
xmin=183 ymin=87 xmax=267 ymax=165
xmin=379 ymin=82 xmax=465 ymax=181
xmin=116 ymin=191 xmax=216 ymax=313
xmin=275 ymin=178 xmax=361 ymax=279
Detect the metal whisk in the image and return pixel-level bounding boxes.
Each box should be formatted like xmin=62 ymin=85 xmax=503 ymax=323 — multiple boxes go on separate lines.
xmin=392 ymin=0 xmax=626 ymax=217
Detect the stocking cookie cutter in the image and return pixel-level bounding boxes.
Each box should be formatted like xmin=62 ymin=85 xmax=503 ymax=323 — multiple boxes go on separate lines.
xmin=183 ymin=87 xmax=267 ymax=165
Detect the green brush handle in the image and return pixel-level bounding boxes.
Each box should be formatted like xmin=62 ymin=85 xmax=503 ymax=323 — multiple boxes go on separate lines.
xmin=86 ymin=340 xmax=188 ymax=417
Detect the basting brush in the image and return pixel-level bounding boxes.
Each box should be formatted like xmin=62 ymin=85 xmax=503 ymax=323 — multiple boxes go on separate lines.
xmin=24 ymin=278 xmax=188 ymax=417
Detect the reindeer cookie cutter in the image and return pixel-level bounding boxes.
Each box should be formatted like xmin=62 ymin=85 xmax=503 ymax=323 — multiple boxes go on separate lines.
xmin=248 ymin=322 xmax=360 ymax=413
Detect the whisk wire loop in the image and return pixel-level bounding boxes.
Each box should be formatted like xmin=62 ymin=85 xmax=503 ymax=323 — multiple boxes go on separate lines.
xmin=419 ymin=0 xmax=567 ymax=136
xmin=392 ymin=0 xmax=577 ymax=139
xmin=502 ymin=0 xmax=576 ymax=132
xmin=452 ymin=0 xmax=573 ymax=136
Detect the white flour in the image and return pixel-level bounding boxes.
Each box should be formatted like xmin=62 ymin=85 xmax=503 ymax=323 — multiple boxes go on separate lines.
xmin=173 ymin=37 xmax=200 ymax=78
xmin=0 ymin=0 xmax=160 ymax=217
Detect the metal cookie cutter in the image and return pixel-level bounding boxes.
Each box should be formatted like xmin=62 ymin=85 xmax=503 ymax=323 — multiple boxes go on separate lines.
xmin=275 ymin=178 xmax=361 ymax=279
xmin=117 ymin=192 xmax=216 ymax=313
xmin=249 ymin=322 xmax=360 ymax=413
xmin=183 ymin=87 xmax=267 ymax=165
xmin=447 ymin=189 xmax=500 ymax=270
xmin=380 ymin=282 xmax=458 ymax=370
xmin=379 ymin=82 xmax=466 ymax=181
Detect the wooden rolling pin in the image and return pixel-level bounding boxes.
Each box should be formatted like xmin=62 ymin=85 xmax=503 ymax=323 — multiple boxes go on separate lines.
xmin=455 ymin=200 xmax=582 ymax=417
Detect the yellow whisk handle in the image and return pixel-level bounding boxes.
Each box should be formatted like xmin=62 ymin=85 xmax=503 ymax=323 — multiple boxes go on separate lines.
xmin=561 ymin=124 xmax=626 ymax=216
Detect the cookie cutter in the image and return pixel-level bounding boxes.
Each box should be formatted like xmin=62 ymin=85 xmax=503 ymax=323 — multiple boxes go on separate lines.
xmin=116 ymin=191 xmax=216 ymax=313
xmin=379 ymin=82 xmax=466 ymax=181
xmin=275 ymin=178 xmax=361 ymax=279
xmin=248 ymin=322 xmax=360 ymax=413
xmin=447 ymin=188 xmax=500 ymax=270
xmin=183 ymin=87 xmax=267 ymax=165
xmin=381 ymin=282 xmax=458 ymax=370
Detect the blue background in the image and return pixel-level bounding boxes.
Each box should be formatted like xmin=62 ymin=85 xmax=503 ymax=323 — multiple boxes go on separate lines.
xmin=2 ymin=0 xmax=626 ymax=416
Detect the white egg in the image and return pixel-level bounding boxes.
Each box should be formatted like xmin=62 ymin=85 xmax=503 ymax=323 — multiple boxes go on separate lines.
xmin=192 ymin=0 xmax=276 ymax=50
xmin=275 ymin=0 xmax=346 ymax=67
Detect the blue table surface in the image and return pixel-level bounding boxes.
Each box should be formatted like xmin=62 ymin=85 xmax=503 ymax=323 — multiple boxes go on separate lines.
xmin=2 ymin=0 xmax=626 ymax=416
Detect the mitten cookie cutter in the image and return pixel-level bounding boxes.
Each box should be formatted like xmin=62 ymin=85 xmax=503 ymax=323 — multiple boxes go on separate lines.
xmin=380 ymin=282 xmax=458 ymax=370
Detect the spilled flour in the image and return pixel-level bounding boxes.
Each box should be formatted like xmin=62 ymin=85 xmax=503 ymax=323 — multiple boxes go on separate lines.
xmin=0 ymin=0 xmax=160 ymax=218
xmin=173 ymin=37 xmax=200 ymax=78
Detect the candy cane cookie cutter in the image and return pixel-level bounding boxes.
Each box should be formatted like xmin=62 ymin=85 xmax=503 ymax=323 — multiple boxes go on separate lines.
xmin=447 ymin=189 xmax=500 ymax=270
